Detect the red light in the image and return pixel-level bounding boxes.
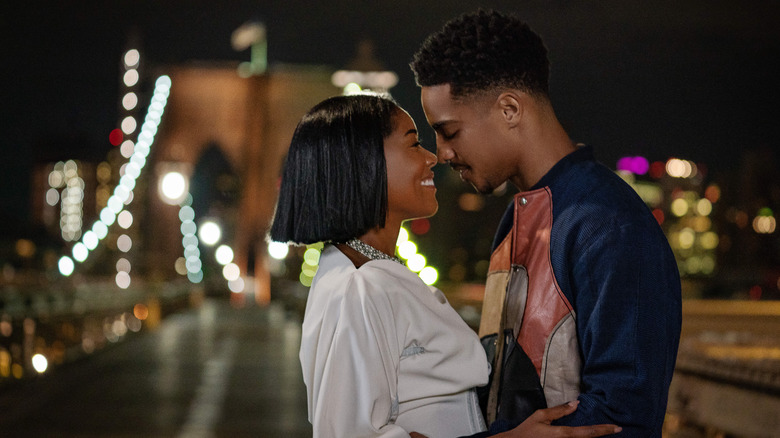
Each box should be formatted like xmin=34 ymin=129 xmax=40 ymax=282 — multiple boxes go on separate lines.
xmin=109 ymin=129 xmax=123 ymax=146
xmin=652 ymin=208 xmax=665 ymax=225
xmin=704 ymin=185 xmax=721 ymax=203
xmin=749 ymin=285 xmax=762 ymax=300
xmin=410 ymin=218 xmax=431 ymax=235
xmin=649 ymin=161 xmax=665 ymax=179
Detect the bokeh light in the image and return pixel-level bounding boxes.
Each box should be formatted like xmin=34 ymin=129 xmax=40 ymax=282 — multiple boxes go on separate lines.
xmin=398 ymin=241 xmax=417 ymax=259
xmin=122 ymin=92 xmax=138 ymax=110
xmin=268 ymin=241 xmax=289 ymax=260
xmin=124 ymin=49 xmax=140 ymax=67
xmin=160 ymin=171 xmax=188 ymax=205
xmin=671 ymin=198 xmax=689 ymax=217
xmin=58 ymin=256 xmax=74 ymax=276
xmin=222 ymin=263 xmax=240 ymax=281
xmin=31 ymin=354 xmax=48 ymax=373
xmin=407 ymin=254 xmax=426 ymax=272
xmin=116 ymin=271 xmax=131 ymax=289
xmin=419 ymin=267 xmax=438 ymax=285
xmin=198 ymin=221 xmax=221 ymax=246
xmin=123 ymin=69 xmax=139 ymax=87
xmin=117 ymin=210 xmax=133 ymax=229
xmin=117 ymin=234 xmax=132 ymax=252
xmin=121 ymin=116 xmax=137 ymax=134
xmin=215 ymin=245 xmax=234 ymax=265
xmin=303 ymin=247 xmax=321 ymax=265
xmin=616 ymin=156 xmax=649 ymax=175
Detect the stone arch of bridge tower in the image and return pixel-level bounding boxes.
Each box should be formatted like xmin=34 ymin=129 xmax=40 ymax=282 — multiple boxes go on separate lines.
xmin=143 ymin=64 xmax=338 ymax=302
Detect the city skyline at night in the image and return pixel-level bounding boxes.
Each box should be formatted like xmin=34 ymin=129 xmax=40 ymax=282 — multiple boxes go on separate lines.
xmin=3 ymin=1 xmax=779 ymax=228
xmin=2 ymin=2 xmax=778 ymax=287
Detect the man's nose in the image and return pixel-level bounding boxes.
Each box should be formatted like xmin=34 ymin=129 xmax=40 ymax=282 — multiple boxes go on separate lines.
xmin=436 ymin=146 xmax=454 ymax=164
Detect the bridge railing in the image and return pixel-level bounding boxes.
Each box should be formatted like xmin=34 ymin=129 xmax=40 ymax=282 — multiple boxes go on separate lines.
xmin=0 ymin=278 xmax=196 ymax=386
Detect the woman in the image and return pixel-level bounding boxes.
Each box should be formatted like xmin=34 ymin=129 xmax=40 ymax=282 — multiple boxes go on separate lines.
xmin=270 ymin=94 xmax=619 ymax=438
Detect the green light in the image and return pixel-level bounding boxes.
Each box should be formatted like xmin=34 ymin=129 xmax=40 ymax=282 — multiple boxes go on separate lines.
xmin=396 ymin=228 xmax=409 ymax=245
xmin=344 ymin=83 xmax=362 ymax=95
xmin=300 ymin=272 xmax=313 ymax=287
xmin=303 ymin=248 xmax=321 ymax=265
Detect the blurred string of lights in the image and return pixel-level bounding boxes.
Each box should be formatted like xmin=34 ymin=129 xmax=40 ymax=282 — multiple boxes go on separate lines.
xmin=111 ymin=47 xmax=143 ymax=289
xmin=46 ymin=160 xmax=85 ymax=242
xmin=56 ymin=75 xmax=172 ymax=285
xmin=176 ymin=202 xmax=204 ymax=284
xmin=170 ymin=194 xmax=247 ymax=294
xmin=159 ymin=165 xmax=246 ymax=293
xmin=2 ymin=50 xmax=157 ymax=381
xmin=267 ymin=226 xmax=439 ymax=287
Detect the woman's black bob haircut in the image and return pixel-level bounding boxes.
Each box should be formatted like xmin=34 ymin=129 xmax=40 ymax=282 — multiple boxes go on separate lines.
xmin=269 ymin=93 xmax=401 ymax=244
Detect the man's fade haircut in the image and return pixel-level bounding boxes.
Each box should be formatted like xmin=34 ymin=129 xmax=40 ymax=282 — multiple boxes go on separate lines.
xmin=269 ymin=93 xmax=399 ymax=245
xmin=410 ymin=9 xmax=550 ymax=100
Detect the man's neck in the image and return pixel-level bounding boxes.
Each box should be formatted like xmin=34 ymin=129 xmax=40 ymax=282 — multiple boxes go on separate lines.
xmin=511 ymin=117 xmax=575 ymax=191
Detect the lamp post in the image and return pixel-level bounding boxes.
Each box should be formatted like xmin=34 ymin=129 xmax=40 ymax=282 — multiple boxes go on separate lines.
xmin=231 ymin=21 xmax=267 ymax=77
xmin=331 ymin=39 xmax=398 ymax=94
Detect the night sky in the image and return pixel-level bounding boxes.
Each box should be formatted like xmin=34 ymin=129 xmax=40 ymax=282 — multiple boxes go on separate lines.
xmin=3 ymin=0 xmax=779 ymax=233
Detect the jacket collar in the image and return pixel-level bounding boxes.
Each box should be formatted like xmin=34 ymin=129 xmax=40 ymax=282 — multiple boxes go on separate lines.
xmin=529 ymin=144 xmax=593 ymax=191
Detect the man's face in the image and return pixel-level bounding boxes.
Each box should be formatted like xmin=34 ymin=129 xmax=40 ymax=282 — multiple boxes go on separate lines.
xmin=421 ymin=84 xmax=515 ymax=194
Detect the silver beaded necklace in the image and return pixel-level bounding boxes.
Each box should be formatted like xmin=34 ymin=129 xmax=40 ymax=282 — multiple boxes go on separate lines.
xmin=345 ymin=238 xmax=403 ymax=264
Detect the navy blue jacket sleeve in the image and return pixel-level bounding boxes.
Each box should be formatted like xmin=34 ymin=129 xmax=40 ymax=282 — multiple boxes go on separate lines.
xmin=552 ymin=217 xmax=681 ymax=436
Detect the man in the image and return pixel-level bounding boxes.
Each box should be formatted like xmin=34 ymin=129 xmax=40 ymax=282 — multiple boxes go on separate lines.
xmin=410 ymin=9 xmax=681 ymax=437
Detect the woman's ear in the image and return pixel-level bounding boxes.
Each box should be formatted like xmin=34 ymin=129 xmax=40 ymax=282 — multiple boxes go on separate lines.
xmin=496 ymin=92 xmax=524 ymax=127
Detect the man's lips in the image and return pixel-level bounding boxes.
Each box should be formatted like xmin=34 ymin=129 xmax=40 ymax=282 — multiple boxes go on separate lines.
xmin=450 ymin=163 xmax=470 ymax=180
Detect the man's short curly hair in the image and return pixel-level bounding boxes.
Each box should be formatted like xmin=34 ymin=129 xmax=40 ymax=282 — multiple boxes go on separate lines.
xmin=410 ymin=9 xmax=550 ymax=99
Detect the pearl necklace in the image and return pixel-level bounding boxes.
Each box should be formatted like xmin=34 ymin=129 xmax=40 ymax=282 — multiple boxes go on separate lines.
xmin=345 ymin=238 xmax=403 ymax=264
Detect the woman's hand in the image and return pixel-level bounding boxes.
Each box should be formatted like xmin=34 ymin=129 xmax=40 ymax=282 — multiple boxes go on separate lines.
xmin=497 ymin=401 xmax=622 ymax=437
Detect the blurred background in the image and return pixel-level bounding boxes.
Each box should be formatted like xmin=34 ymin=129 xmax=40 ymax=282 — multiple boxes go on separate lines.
xmin=0 ymin=1 xmax=778 ymax=436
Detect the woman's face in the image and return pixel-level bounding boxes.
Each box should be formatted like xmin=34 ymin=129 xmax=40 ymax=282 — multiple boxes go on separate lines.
xmin=385 ymin=109 xmax=438 ymax=223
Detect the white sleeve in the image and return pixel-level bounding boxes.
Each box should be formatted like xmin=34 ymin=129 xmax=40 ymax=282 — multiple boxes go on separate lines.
xmin=310 ymin=274 xmax=409 ymax=438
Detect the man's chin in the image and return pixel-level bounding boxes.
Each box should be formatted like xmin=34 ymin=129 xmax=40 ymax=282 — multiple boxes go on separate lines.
xmin=471 ymin=182 xmax=494 ymax=195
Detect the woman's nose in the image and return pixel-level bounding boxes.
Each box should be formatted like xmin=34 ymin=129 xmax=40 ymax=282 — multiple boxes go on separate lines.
xmin=425 ymin=150 xmax=437 ymax=168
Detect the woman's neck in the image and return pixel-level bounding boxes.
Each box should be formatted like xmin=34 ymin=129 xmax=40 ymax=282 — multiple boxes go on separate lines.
xmin=334 ymin=221 xmax=401 ymax=268
xmin=358 ymin=222 xmax=400 ymax=257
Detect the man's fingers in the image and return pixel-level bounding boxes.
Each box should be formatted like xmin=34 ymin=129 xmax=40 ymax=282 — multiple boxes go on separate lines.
xmin=530 ymin=400 xmax=579 ymax=422
xmin=524 ymin=403 xmax=621 ymax=437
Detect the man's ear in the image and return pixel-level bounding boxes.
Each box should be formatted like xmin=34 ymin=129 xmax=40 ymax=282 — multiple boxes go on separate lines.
xmin=496 ymin=92 xmax=523 ymax=127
